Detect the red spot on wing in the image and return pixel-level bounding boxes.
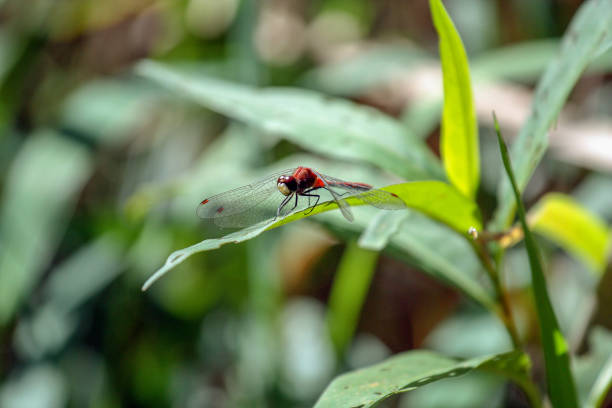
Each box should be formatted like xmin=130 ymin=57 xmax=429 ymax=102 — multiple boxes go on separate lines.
xmin=390 ymin=193 xmax=399 ymax=198
xmin=314 ymin=177 xmax=325 ymax=188
xmin=216 ymin=206 xmax=224 ymax=214
xmin=201 ymin=199 xmax=209 ymax=205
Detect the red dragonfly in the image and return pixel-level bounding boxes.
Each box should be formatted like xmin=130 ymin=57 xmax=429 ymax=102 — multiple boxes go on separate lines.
xmin=197 ymin=166 xmax=405 ymax=228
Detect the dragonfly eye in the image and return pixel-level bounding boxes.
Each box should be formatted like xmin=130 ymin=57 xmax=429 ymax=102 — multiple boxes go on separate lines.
xmin=278 ymin=182 xmax=291 ymax=196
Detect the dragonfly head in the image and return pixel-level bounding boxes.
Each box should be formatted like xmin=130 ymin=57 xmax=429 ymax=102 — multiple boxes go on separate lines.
xmin=277 ymin=175 xmax=297 ymax=196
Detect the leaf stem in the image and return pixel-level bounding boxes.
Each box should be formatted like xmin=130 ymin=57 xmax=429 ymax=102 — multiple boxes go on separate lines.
xmin=470 ymin=239 xmax=521 ymax=349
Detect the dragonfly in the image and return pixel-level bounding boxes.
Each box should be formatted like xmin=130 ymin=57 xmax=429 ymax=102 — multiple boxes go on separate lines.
xmin=197 ymin=166 xmax=405 ymax=228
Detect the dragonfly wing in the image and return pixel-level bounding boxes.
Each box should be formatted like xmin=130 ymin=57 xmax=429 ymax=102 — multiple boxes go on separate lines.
xmin=324 ymin=186 xmax=354 ymax=222
xmin=316 ymin=172 xmax=405 ymax=210
xmin=352 ymin=188 xmax=406 ymax=210
xmin=197 ymin=169 xmax=296 ymax=228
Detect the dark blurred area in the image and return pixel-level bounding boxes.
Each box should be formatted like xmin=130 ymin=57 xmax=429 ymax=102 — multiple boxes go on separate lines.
xmin=1 ymin=0 xmax=611 ymax=407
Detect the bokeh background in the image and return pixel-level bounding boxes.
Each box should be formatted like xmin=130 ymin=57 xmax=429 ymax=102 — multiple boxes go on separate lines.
xmin=1 ymin=0 xmax=612 ymax=407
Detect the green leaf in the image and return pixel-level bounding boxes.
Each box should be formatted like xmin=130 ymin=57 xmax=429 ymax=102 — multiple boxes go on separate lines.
xmin=314 ymin=350 xmax=531 ymax=408
xmin=494 ymin=115 xmax=578 ymax=408
xmin=392 ymin=181 xmax=482 ymax=234
xmin=430 ymin=0 xmax=479 ymax=198
xmin=318 ymin=206 xmax=493 ymax=311
xmin=529 ymin=193 xmax=611 ymax=276
xmin=387 ymin=214 xmax=494 ymax=311
xmin=403 ymin=373 xmax=505 ymax=408
xmin=142 ymin=221 xmax=272 ymax=291
xmin=327 ymin=242 xmax=378 ymax=354
xmin=0 ymin=131 xmax=92 ymax=325
xmin=135 ymin=60 xmax=444 ymax=181
xmin=493 ymin=0 xmax=612 ymax=230
xmin=358 ymin=211 xmax=409 ymax=250
xmin=143 ymin=181 xmax=482 ymax=291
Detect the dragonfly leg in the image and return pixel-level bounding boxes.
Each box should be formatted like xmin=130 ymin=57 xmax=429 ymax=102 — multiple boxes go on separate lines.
xmin=275 ymin=193 xmax=294 ymax=219
xmin=301 ymin=192 xmax=320 ymax=215
xmin=286 ymin=193 xmax=299 ymax=213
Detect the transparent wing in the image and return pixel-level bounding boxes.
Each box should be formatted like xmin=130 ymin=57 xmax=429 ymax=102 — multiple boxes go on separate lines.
xmin=322 ymin=185 xmax=354 ymax=222
xmin=197 ymin=167 xmax=405 ymax=229
xmin=316 ymin=172 xmax=406 ymax=210
xmin=349 ymin=188 xmax=406 ymax=209
xmin=197 ymin=169 xmax=296 ymax=228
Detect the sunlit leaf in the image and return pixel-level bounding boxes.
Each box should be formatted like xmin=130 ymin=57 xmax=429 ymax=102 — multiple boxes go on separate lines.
xmin=493 ymin=0 xmax=612 ymax=229
xmin=136 ymin=60 xmax=444 ymax=181
xmin=143 ymin=181 xmax=482 ymax=292
xmin=495 ymin=116 xmax=578 ymax=408
xmin=275 ymin=181 xmax=481 ymax=235
xmin=430 ymin=0 xmax=479 ymax=199
xmin=529 ymin=193 xmax=611 ymax=276
xmin=314 ymin=350 xmax=531 ymax=408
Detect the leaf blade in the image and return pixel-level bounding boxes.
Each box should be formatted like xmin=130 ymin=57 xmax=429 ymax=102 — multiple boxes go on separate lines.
xmin=358 ymin=211 xmax=409 ymax=250
xmin=494 ymin=115 xmax=578 ymax=408
xmin=430 ymin=0 xmax=479 ymax=198
xmin=493 ymin=0 xmax=612 ymax=229
xmin=529 ymin=193 xmax=611 ymax=276
xmin=314 ymin=350 xmax=530 ymax=408
xmin=136 ymin=60 xmax=444 ymax=181
xmin=327 ymin=242 xmax=378 ymax=354
xmin=142 ymin=182 xmax=483 ymax=292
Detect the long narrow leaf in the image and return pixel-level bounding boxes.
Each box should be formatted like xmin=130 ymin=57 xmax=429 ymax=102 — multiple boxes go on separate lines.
xmin=494 ymin=115 xmax=578 ymax=408
xmin=136 ymin=61 xmax=444 ymax=181
xmin=530 ymin=193 xmax=611 ymax=276
xmin=327 ymin=242 xmax=378 ymax=354
xmin=430 ymin=0 xmax=479 ymax=198
xmin=493 ymin=0 xmax=612 ymax=229
xmin=142 ymin=181 xmax=482 ymax=290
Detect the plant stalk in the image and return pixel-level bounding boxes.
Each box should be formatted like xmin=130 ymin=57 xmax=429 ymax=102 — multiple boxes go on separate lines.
xmin=470 ymin=240 xmax=521 ymax=349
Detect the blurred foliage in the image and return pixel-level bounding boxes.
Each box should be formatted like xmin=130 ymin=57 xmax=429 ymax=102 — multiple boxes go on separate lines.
xmin=1 ymin=0 xmax=612 ymax=407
